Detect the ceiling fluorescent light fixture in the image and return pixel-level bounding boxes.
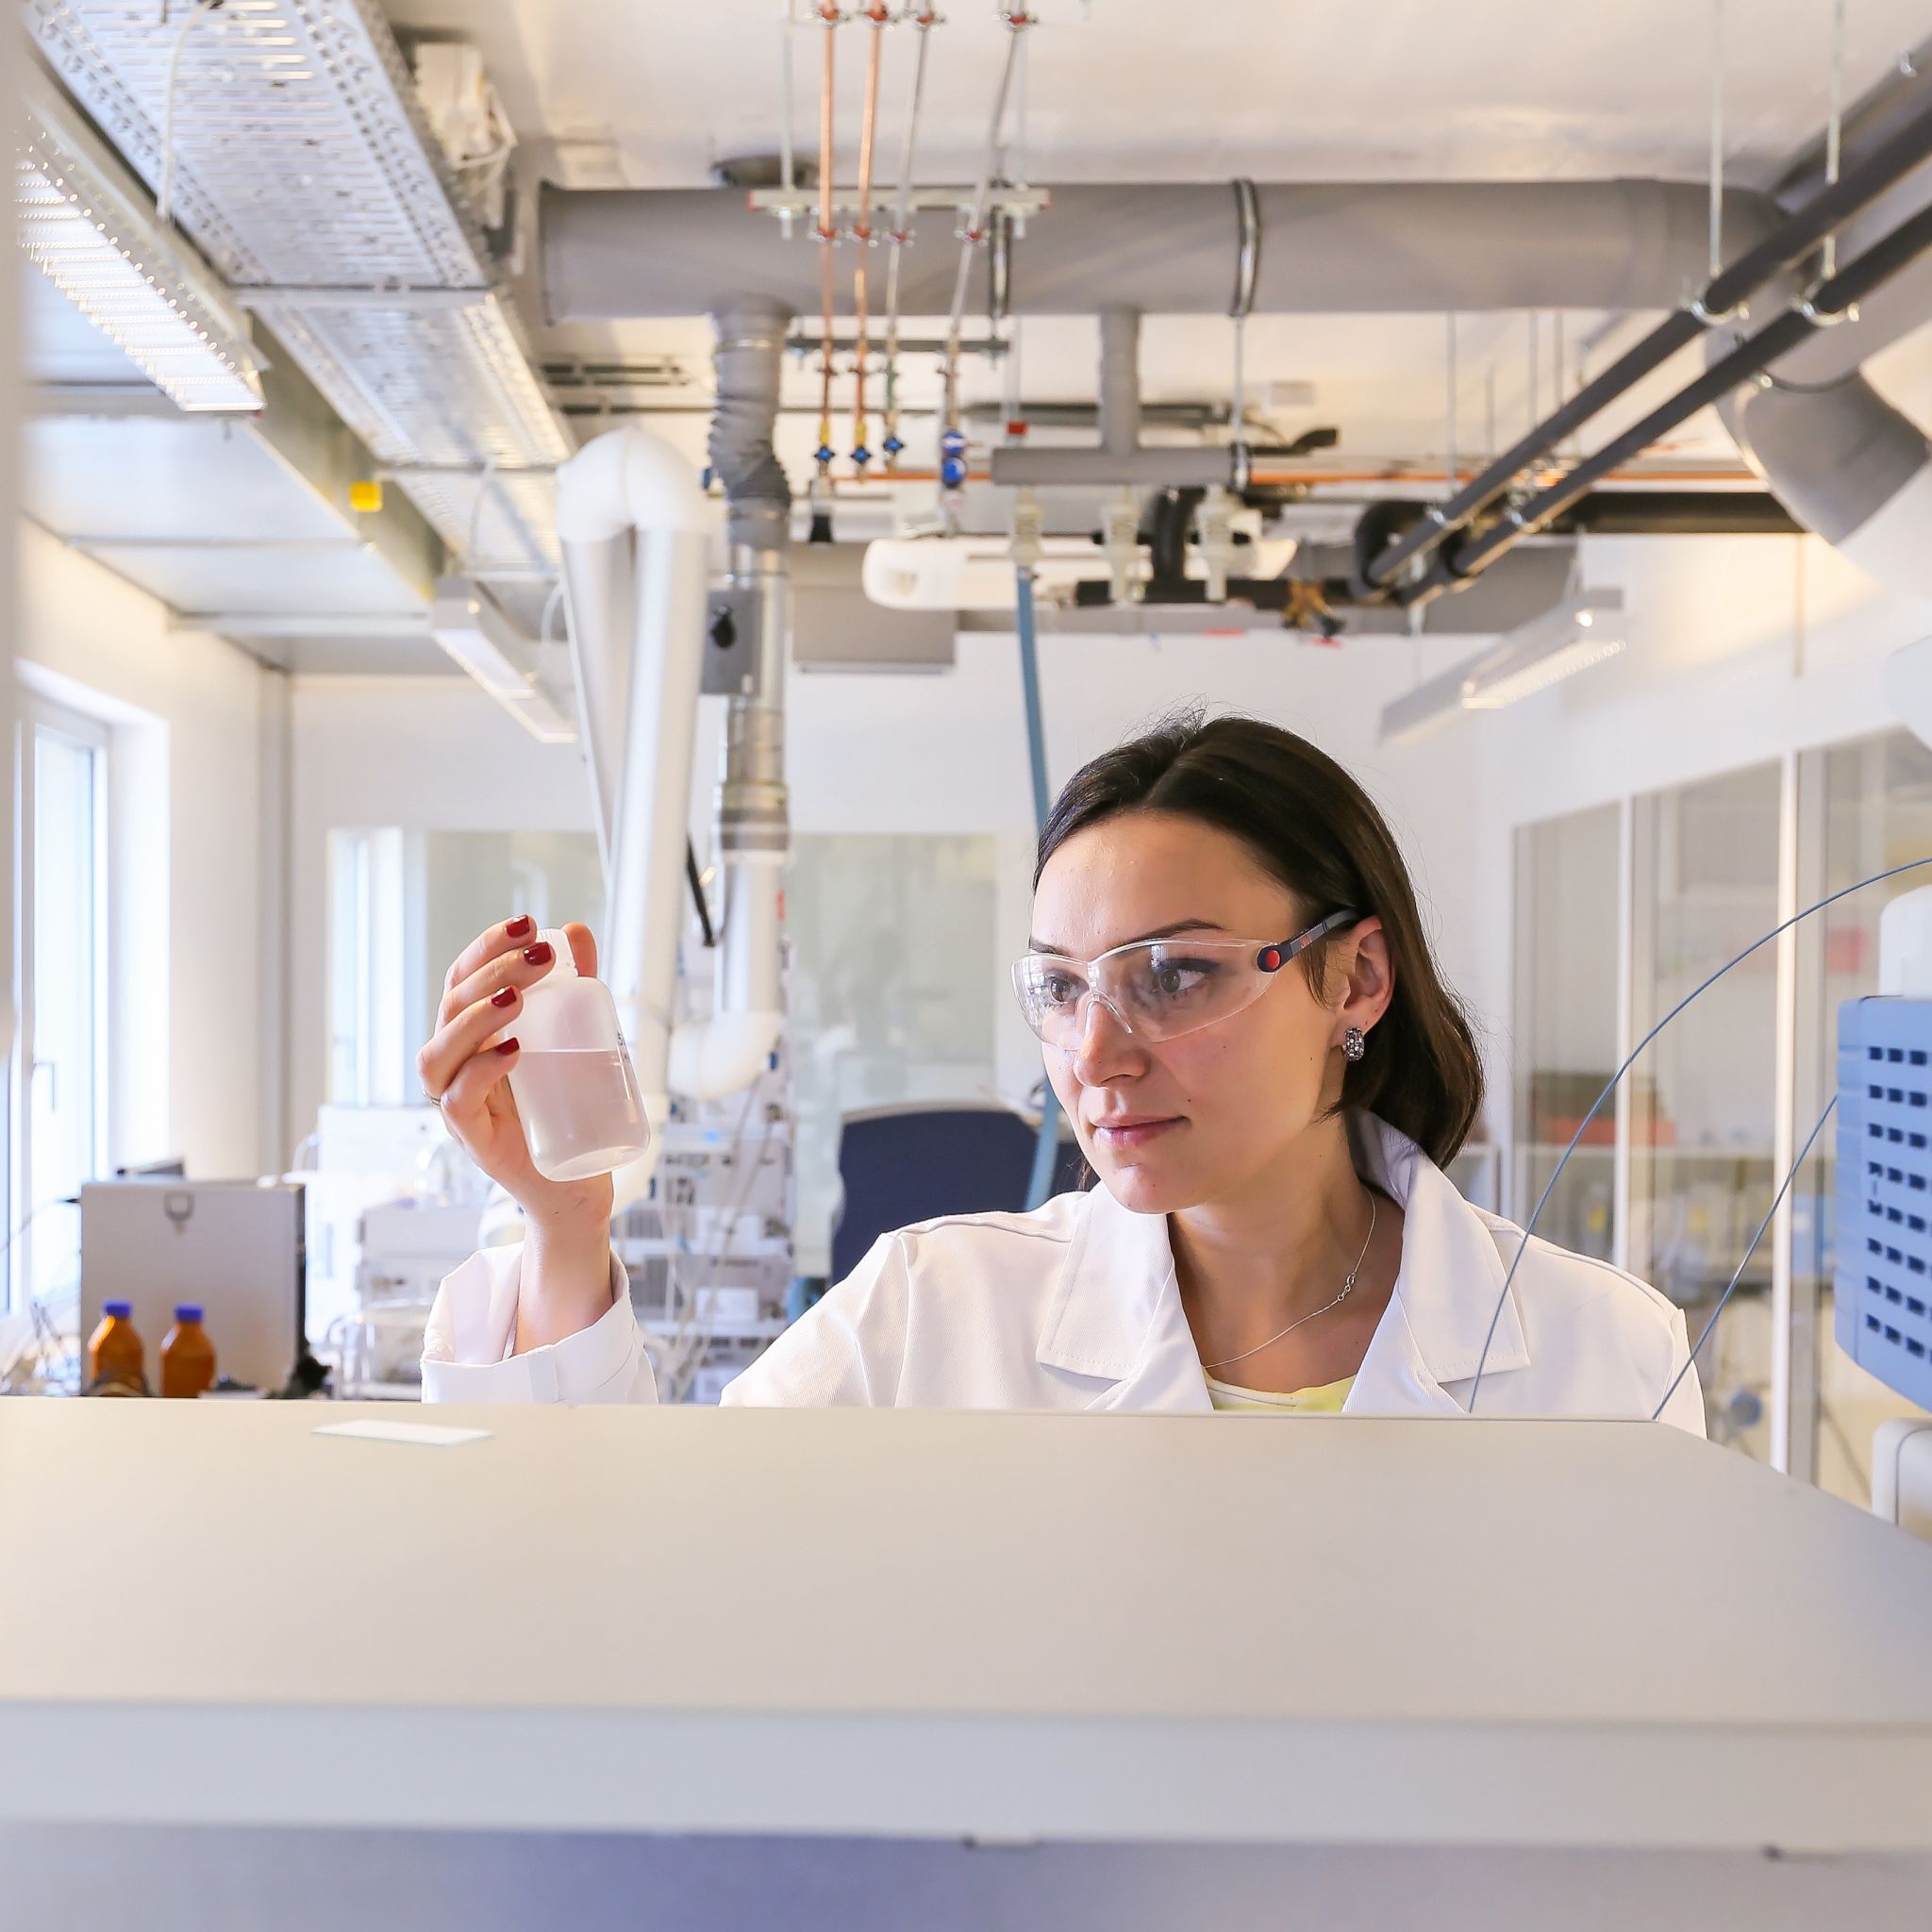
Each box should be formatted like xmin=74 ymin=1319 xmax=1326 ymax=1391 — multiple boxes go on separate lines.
xmin=1458 ymin=589 xmax=1627 ymax=710
xmin=15 ymin=81 xmax=264 ymax=413
xmin=1377 ymin=590 xmax=1625 ymax=745
xmin=430 ymin=575 xmax=576 ymax=744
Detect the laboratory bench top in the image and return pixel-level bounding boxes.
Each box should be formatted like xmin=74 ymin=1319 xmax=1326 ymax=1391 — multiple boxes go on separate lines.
xmin=3 ymin=1398 xmax=1931 ymax=1854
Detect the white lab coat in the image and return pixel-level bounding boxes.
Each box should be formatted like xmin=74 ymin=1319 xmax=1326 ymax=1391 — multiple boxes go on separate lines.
xmin=422 ymin=1112 xmax=1707 ymax=1433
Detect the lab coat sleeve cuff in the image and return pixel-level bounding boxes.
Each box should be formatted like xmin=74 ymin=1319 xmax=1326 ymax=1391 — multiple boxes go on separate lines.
xmin=420 ymin=1246 xmax=658 ymax=1405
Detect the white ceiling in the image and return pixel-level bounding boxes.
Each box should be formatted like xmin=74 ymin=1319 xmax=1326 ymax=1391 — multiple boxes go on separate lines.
xmin=383 ymin=0 xmax=1932 ymax=191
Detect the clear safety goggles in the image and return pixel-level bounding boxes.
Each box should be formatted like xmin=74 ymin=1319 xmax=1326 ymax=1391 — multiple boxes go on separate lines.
xmin=1011 ymin=908 xmax=1360 ymax=1049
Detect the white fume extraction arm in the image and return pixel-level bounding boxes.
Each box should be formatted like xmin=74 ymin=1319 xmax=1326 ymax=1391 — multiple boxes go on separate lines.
xmin=554 ymin=307 xmax=792 ymax=1197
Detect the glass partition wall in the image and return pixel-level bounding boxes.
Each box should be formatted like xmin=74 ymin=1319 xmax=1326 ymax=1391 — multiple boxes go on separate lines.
xmin=1514 ymin=737 xmax=1932 ymax=1488
xmin=1628 ymin=763 xmax=1783 ymax=1458
xmin=1511 ymin=806 xmax=1621 ymax=1263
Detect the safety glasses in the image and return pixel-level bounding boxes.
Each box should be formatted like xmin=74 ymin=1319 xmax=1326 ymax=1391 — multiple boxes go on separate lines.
xmin=1011 ymin=908 xmax=1360 ymax=1049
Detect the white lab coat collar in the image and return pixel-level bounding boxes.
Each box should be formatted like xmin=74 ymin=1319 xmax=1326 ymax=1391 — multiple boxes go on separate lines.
xmin=1033 ymin=1112 xmax=1530 ymax=1414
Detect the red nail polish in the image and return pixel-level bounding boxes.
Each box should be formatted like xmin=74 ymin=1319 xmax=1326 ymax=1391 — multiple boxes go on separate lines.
xmin=506 ymin=914 xmax=533 ymax=940
xmin=523 ymin=941 xmax=553 ymax=967
xmin=495 ymin=1037 xmax=520 ymax=1056
xmin=490 ymin=986 xmax=517 ymax=1009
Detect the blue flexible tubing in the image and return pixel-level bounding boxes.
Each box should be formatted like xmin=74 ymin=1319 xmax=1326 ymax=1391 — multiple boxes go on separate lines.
xmin=1017 ymin=565 xmax=1061 ymax=1210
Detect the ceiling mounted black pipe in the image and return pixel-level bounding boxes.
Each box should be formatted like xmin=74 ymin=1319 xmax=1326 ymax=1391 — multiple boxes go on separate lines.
xmin=1394 ymin=198 xmax=1932 ymax=607
xmin=1359 ymin=82 xmax=1932 ymax=593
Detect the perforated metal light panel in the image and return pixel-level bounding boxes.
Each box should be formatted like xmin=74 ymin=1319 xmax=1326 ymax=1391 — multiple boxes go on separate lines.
xmin=1835 ymin=998 xmax=1932 ymax=1409
xmin=26 ymin=0 xmax=569 ymax=566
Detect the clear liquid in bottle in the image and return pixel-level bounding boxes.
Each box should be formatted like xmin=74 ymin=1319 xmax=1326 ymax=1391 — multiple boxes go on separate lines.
xmin=510 ymin=1046 xmax=650 ymax=1183
xmin=503 ymin=931 xmax=652 ymax=1183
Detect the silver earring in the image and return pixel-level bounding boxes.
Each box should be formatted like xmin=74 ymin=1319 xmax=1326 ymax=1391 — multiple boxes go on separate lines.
xmin=1342 ymin=1025 xmax=1367 ymax=1062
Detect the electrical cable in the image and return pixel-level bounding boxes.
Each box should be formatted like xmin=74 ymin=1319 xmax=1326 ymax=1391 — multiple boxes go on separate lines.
xmin=1824 ymin=0 xmax=1846 ymax=279
xmin=1016 ymin=561 xmax=1062 ymax=1210
xmin=686 ymin=841 xmax=717 ymax=948
xmin=1708 ymin=0 xmax=1725 ymax=280
xmin=664 ymin=1084 xmax=772 ymax=1401
xmin=1470 ymin=854 xmax=1932 ymax=1410
xmin=780 ymin=0 xmax=799 ymax=216
xmin=158 ymin=0 xmax=223 ymax=230
xmin=1651 ymin=1094 xmax=1837 ymax=1422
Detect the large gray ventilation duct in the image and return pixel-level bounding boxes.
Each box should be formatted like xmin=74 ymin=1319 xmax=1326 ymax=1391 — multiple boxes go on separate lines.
xmin=541 ymin=180 xmax=1768 ymax=321
xmin=545 ymin=133 xmax=1932 ymax=604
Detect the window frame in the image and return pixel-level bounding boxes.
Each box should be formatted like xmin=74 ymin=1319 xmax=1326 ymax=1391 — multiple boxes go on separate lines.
xmin=9 ymin=692 xmax=112 ymax=1312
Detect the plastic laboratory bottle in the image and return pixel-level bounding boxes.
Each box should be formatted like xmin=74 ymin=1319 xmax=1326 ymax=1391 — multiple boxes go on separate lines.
xmin=506 ymin=928 xmax=652 ymax=1183
xmin=86 ymin=1301 xmax=146 ymax=1393
xmin=160 ymin=1305 xmax=217 ymax=1399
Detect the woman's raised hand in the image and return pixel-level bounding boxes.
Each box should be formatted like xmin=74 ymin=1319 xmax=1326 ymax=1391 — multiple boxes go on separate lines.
xmin=416 ymin=915 xmax=613 ymax=1231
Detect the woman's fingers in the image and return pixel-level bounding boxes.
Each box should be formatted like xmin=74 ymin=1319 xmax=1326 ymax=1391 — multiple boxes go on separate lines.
xmin=441 ymin=934 xmax=558 ymax=1026
xmin=419 ymin=986 xmax=524 ymax=1103
xmin=441 ymin=914 xmax=539 ymax=1003
xmin=436 ymin=1032 xmax=523 ymax=1131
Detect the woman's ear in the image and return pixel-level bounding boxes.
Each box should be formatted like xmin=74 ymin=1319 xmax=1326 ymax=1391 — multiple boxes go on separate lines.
xmin=1335 ymin=916 xmax=1394 ymax=1043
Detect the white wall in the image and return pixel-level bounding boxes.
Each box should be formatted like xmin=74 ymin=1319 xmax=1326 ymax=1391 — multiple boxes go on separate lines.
xmin=287 ymin=629 xmax=1495 ymax=1150
xmin=16 ymin=519 xmax=275 ymax=1177
xmin=789 ymin=625 xmax=1497 ymax=1116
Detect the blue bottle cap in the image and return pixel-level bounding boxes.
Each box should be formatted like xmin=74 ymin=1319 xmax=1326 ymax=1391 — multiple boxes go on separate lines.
xmin=103 ymin=1300 xmax=132 ymax=1319
xmin=175 ymin=1305 xmax=204 ymax=1324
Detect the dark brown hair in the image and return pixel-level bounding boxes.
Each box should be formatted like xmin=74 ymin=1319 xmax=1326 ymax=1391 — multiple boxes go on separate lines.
xmin=1034 ymin=710 xmax=1485 ymax=1166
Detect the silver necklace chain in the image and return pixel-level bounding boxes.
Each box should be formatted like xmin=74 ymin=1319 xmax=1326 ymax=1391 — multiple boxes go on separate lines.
xmin=1197 ymin=1194 xmax=1379 ymax=1374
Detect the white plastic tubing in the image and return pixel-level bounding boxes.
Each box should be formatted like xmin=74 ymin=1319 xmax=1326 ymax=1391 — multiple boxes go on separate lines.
xmin=554 ymin=425 xmax=784 ymax=1202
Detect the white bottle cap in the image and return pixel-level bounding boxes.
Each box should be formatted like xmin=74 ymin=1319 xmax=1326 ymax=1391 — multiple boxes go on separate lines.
xmin=536 ymin=928 xmax=579 ymax=979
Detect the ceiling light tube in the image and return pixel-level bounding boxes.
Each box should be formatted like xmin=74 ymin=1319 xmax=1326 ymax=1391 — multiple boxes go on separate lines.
xmin=1377 ymin=589 xmax=1625 ymax=744
xmin=429 ymin=574 xmax=576 ymax=744
xmin=1457 ymin=589 xmax=1626 ymax=710
xmin=15 ymin=78 xmax=264 ymax=413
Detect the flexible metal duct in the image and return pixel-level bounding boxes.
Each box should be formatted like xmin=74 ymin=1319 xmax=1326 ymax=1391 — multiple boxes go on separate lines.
xmin=542 ymin=180 xmax=1771 ymax=320
xmin=556 ymin=427 xmax=712 ymax=1180
xmin=673 ymin=307 xmax=792 ymax=1103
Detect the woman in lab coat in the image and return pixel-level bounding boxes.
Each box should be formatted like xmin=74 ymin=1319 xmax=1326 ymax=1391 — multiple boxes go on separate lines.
xmin=417 ymin=712 xmax=1705 ymax=1430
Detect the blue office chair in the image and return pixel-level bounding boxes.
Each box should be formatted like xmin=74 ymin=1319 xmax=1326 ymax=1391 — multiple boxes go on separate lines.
xmin=827 ymin=1102 xmax=1086 ymax=1285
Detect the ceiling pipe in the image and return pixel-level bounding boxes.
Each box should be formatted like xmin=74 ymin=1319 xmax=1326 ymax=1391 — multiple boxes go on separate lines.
xmin=541 ymin=179 xmax=1769 ymax=322
xmin=991 ymin=308 xmax=1239 ymax=490
xmin=1361 ymin=87 xmax=1932 ymax=591
xmin=1395 ymin=199 xmax=1932 ymax=606
xmin=1353 ymin=491 xmax=1799 ymax=587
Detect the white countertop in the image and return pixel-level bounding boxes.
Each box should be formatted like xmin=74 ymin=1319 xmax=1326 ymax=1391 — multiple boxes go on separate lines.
xmin=4 ymin=1400 xmax=1930 ymax=1850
